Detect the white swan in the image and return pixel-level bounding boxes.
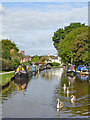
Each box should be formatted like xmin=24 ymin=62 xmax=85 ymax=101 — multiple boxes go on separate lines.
xmin=71 ymin=95 xmax=76 ymax=103
xmin=66 ymin=87 xmax=70 ymax=97
xmin=63 ymin=84 xmax=67 ymax=91
xmin=57 ymin=99 xmax=63 ymax=109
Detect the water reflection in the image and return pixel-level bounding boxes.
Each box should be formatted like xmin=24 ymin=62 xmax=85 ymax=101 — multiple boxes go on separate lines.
xmin=67 ymin=75 xmax=76 ymax=89
xmin=53 ymin=71 xmax=89 ymax=118
xmin=78 ymin=74 xmax=89 ymax=82
xmin=1 ymin=72 xmax=37 ymax=102
xmin=41 ymin=68 xmax=63 ymax=81
xmin=0 ymin=68 xmax=89 ymax=118
xmin=14 ymin=75 xmax=30 ymax=91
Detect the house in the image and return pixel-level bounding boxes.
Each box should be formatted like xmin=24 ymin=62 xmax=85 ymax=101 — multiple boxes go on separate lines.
xmin=46 ymin=54 xmax=62 ymax=65
xmin=20 ymin=56 xmax=32 ymax=63
xmin=50 ymin=56 xmax=61 ymax=64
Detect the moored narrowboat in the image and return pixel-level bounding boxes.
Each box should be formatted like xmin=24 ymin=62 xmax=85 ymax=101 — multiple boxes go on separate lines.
xmin=77 ymin=65 xmax=89 ymax=75
xmin=67 ymin=64 xmax=76 ymax=76
xmin=14 ymin=65 xmax=28 ymax=77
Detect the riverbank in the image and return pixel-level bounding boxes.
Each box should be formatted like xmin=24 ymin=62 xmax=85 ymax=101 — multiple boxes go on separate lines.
xmin=0 ymin=72 xmax=14 ymax=86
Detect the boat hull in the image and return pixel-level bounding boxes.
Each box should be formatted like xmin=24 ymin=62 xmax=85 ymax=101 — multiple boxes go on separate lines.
xmin=77 ymin=71 xmax=89 ymax=75
xmin=14 ymin=72 xmax=28 ymax=78
xmin=67 ymin=71 xmax=76 ymax=77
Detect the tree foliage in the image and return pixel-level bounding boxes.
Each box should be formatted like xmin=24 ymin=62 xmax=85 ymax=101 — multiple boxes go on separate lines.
xmin=51 ymin=62 xmax=60 ymax=67
xmin=71 ymin=32 xmax=88 ymax=65
xmin=1 ymin=39 xmax=19 ymax=60
xmin=32 ymin=55 xmax=40 ymax=62
xmin=57 ymin=26 xmax=88 ymax=64
xmin=0 ymin=39 xmax=20 ymax=71
xmin=2 ymin=59 xmax=14 ymax=71
xmin=52 ymin=23 xmax=85 ymax=50
xmin=52 ymin=23 xmax=88 ymax=65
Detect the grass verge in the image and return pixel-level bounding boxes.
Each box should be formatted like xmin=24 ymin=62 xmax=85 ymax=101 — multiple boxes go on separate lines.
xmin=0 ymin=72 xmax=14 ymax=86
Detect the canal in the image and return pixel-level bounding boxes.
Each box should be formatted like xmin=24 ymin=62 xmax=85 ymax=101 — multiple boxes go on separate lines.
xmin=0 ymin=68 xmax=89 ymax=118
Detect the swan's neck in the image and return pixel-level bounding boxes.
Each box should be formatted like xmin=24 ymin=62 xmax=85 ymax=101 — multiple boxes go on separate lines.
xmin=57 ymin=101 xmax=60 ymax=108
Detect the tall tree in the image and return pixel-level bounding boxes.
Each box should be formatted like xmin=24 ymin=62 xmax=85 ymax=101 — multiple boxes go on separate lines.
xmin=52 ymin=23 xmax=85 ymax=50
xmin=32 ymin=55 xmax=40 ymax=62
xmin=1 ymin=39 xmax=19 ymax=60
xmin=0 ymin=39 xmax=20 ymax=71
xmin=57 ymin=26 xmax=88 ymax=64
xmin=72 ymin=32 xmax=88 ymax=65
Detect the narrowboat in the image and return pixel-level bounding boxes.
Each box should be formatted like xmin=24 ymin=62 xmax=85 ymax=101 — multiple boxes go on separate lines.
xmin=14 ymin=65 xmax=28 ymax=78
xmin=77 ymin=65 xmax=89 ymax=75
xmin=67 ymin=64 xmax=76 ymax=76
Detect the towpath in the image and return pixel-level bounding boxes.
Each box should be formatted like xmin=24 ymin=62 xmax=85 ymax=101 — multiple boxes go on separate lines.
xmin=0 ymin=71 xmax=14 ymax=75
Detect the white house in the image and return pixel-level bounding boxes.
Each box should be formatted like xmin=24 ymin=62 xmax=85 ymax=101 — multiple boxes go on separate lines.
xmin=50 ymin=56 xmax=62 ymax=65
xmin=46 ymin=54 xmax=62 ymax=65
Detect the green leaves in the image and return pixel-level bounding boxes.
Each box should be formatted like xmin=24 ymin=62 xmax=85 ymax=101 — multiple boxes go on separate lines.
xmin=52 ymin=23 xmax=85 ymax=50
xmin=1 ymin=39 xmax=19 ymax=60
xmin=32 ymin=55 xmax=40 ymax=62
xmin=72 ymin=32 xmax=88 ymax=65
xmin=1 ymin=39 xmax=20 ymax=71
xmin=52 ymin=22 xmax=88 ymax=65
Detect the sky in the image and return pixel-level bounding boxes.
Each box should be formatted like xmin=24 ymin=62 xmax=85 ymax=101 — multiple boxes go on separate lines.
xmin=0 ymin=2 xmax=88 ymax=56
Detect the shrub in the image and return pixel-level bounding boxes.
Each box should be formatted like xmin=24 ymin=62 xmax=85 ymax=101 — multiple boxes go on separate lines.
xmin=2 ymin=59 xmax=14 ymax=71
xmin=51 ymin=62 xmax=60 ymax=66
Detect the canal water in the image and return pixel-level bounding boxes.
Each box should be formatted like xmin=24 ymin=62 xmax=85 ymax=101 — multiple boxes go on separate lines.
xmin=0 ymin=68 xmax=89 ymax=118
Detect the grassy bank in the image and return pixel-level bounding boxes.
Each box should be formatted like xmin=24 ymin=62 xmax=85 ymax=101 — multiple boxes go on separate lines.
xmin=0 ymin=72 xmax=14 ymax=86
xmin=1 ymin=81 xmax=15 ymax=95
xmin=0 ymin=71 xmax=6 ymax=73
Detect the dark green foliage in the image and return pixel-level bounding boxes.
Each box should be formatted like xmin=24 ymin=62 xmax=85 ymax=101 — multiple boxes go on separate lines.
xmin=52 ymin=23 xmax=85 ymax=50
xmin=57 ymin=26 xmax=88 ymax=65
xmin=52 ymin=28 xmax=64 ymax=49
xmin=71 ymin=32 xmax=88 ymax=65
xmin=0 ymin=39 xmax=20 ymax=71
xmin=51 ymin=62 xmax=60 ymax=67
xmin=11 ymin=59 xmax=20 ymax=69
xmin=32 ymin=55 xmax=40 ymax=62
xmin=1 ymin=39 xmax=19 ymax=60
xmin=52 ymin=22 xmax=88 ymax=66
xmin=2 ymin=59 xmax=14 ymax=71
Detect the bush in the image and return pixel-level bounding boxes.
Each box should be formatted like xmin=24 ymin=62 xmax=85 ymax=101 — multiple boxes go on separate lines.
xmin=2 ymin=59 xmax=14 ymax=71
xmin=11 ymin=59 xmax=20 ymax=69
xmin=51 ymin=62 xmax=60 ymax=67
xmin=21 ymin=61 xmax=31 ymax=66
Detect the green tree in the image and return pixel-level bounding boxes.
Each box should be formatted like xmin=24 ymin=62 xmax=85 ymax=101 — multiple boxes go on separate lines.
xmin=57 ymin=26 xmax=88 ymax=64
xmin=71 ymin=32 xmax=88 ymax=65
xmin=11 ymin=59 xmax=20 ymax=69
xmin=51 ymin=62 xmax=60 ymax=67
xmin=2 ymin=58 xmax=14 ymax=71
xmin=0 ymin=39 xmax=20 ymax=71
xmin=52 ymin=23 xmax=85 ymax=50
xmin=32 ymin=55 xmax=40 ymax=62
xmin=1 ymin=39 xmax=19 ymax=60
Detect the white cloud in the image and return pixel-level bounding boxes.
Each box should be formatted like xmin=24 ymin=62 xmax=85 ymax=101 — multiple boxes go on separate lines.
xmin=2 ymin=3 xmax=88 ymax=55
xmin=0 ymin=4 xmax=3 ymax=12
